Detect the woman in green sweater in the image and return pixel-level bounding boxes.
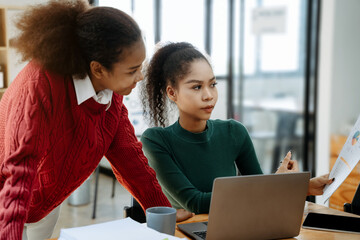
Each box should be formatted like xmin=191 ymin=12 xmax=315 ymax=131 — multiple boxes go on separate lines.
xmin=140 ymin=42 xmax=333 ymax=216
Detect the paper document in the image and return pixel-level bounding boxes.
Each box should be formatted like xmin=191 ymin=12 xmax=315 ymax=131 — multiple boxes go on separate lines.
xmin=58 ymin=217 xmax=186 ymax=240
xmin=322 ymin=115 xmax=360 ymax=203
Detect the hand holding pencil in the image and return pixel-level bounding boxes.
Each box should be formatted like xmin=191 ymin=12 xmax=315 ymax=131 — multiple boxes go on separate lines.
xmin=275 ymin=151 xmax=299 ymax=174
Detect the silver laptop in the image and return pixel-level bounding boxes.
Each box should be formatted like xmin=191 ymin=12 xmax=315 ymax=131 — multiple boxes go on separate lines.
xmin=178 ymin=172 xmax=310 ymax=240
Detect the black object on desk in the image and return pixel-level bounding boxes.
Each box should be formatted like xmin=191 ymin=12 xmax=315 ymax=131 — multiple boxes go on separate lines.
xmin=123 ymin=197 xmax=146 ymax=223
xmin=302 ymin=212 xmax=360 ymax=234
xmin=344 ymin=183 xmax=360 ymax=215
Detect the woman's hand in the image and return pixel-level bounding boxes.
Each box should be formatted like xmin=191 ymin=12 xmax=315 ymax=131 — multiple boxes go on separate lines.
xmin=275 ymin=151 xmax=299 ymax=174
xmin=308 ymin=174 xmax=335 ymax=196
xmin=176 ymin=209 xmax=195 ymax=222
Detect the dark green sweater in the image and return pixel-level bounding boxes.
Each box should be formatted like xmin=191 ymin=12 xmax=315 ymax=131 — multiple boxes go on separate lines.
xmin=141 ymin=119 xmax=263 ymax=214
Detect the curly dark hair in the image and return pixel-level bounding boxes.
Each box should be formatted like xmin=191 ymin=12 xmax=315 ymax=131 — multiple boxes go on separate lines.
xmin=11 ymin=0 xmax=141 ymax=78
xmin=141 ymin=42 xmax=210 ymax=127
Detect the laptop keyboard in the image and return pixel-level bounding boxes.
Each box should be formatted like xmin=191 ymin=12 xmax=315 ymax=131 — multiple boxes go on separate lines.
xmin=193 ymin=230 xmax=207 ymax=239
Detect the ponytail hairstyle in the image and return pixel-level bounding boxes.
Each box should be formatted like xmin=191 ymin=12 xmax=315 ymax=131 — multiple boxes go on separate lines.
xmin=11 ymin=0 xmax=142 ymax=79
xmin=141 ymin=42 xmax=210 ymax=127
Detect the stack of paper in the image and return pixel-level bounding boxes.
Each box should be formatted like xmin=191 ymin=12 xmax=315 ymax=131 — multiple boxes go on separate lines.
xmin=59 ymin=217 xmax=186 ymax=240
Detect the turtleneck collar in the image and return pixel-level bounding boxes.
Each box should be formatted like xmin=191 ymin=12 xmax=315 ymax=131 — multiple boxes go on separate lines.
xmin=171 ymin=120 xmax=213 ymax=143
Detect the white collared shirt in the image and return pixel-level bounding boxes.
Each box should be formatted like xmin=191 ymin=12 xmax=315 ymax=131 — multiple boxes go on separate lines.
xmin=73 ymin=75 xmax=113 ymax=111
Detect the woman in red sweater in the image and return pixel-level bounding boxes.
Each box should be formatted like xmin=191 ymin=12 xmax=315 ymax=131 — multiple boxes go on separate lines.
xmin=0 ymin=1 xmax=171 ymax=239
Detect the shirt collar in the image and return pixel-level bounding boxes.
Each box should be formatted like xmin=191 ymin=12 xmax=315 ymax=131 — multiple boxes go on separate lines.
xmin=73 ymin=75 xmax=113 ymax=111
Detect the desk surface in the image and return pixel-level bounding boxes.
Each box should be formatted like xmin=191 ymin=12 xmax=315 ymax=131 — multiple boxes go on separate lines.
xmin=174 ymin=201 xmax=360 ymax=240
xmin=50 ymin=202 xmax=359 ymax=240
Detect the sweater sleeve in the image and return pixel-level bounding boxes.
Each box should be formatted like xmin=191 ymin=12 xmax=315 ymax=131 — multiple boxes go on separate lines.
xmin=141 ymin=129 xmax=211 ymax=214
xmin=0 ymin=80 xmax=50 ymax=240
xmin=231 ymin=121 xmax=263 ymax=175
xmin=105 ymin=104 xmax=170 ymax=211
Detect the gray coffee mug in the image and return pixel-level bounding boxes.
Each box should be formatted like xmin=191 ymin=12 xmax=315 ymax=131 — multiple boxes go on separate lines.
xmin=146 ymin=206 xmax=177 ymax=235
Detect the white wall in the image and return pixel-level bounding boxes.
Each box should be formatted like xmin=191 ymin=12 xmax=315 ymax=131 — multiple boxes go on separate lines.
xmin=316 ymin=0 xmax=360 ymax=203
xmin=0 ymin=0 xmax=48 ymax=6
xmin=316 ymin=0 xmax=335 ymax=177
xmin=330 ymin=0 xmax=360 ymax=134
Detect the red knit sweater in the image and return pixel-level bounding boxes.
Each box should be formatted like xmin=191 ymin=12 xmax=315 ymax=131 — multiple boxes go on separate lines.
xmin=0 ymin=61 xmax=170 ymax=239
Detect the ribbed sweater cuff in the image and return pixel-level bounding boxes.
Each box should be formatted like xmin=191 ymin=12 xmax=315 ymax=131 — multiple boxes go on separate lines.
xmin=139 ymin=190 xmax=171 ymax=210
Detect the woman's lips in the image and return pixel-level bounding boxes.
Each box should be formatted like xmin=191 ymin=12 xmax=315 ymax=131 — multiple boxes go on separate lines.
xmin=202 ymin=105 xmax=214 ymax=113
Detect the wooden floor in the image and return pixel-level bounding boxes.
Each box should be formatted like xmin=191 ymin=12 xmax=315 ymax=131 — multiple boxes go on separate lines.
xmin=51 ymin=173 xmax=131 ymax=238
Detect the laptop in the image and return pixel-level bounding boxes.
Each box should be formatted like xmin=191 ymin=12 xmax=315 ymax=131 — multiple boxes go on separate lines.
xmin=177 ymin=172 xmax=310 ymax=240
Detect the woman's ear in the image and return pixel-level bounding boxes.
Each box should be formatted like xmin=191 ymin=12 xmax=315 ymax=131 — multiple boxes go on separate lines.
xmin=166 ymin=85 xmax=177 ymax=102
xmin=90 ymin=61 xmax=105 ymax=79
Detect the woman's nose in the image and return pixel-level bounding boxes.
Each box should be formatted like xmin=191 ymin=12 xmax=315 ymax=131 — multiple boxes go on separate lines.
xmin=202 ymin=88 xmax=214 ymax=101
xmin=136 ymin=72 xmax=144 ymax=82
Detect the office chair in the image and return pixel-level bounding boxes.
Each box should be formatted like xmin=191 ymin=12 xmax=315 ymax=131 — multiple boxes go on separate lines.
xmin=92 ymin=166 xmax=117 ymax=219
xmin=123 ymin=197 xmax=146 ymax=223
xmin=344 ymin=183 xmax=360 ymax=215
xmin=271 ymin=112 xmax=303 ymax=172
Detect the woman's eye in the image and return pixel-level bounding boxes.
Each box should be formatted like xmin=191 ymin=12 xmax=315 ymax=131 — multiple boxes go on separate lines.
xmin=193 ymin=85 xmax=201 ymax=90
xmin=128 ymin=70 xmax=137 ymax=75
xmin=211 ymin=82 xmax=218 ymax=87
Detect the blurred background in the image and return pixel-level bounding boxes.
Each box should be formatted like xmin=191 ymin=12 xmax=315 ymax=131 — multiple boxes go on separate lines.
xmin=101 ymin=0 xmax=315 ymax=175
